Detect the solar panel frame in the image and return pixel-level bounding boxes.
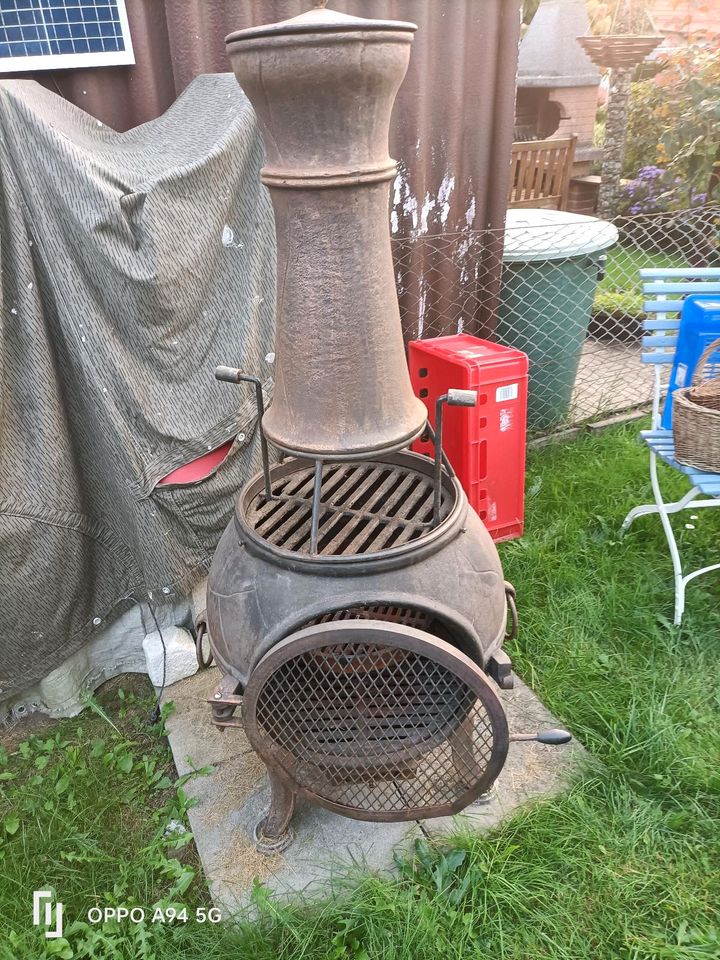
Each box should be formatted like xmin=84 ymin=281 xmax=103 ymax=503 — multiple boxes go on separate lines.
xmin=0 ymin=0 xmax=135 ymax=72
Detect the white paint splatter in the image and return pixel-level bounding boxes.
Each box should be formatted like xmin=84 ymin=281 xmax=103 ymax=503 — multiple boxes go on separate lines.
xmin=417 ymin=278 xmax=428 ymax=337
xmin=390 ymin=210 xmax=399 ymax=234
xmin=437 ymin=173 xmax=455 ymax=226
xmin=420 ymin=192 xmax=437 ymax=234
xmin=404 ymin=193 xmax=418 ymax=231
xmin=465 ymin=196 xmax=476 ymax=227
xmin=392 ymin=169 xmax=418 ymax=233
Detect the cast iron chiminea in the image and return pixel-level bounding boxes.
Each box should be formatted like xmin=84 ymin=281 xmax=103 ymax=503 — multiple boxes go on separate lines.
xmin=202 ymin=2 xmax=569 ymax=853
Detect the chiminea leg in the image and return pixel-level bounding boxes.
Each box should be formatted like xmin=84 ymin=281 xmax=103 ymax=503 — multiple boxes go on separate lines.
xmin=254 ymin=768 xmax=296 ymax=854
xmin=450 ymin=717 xmax=493 ymax=805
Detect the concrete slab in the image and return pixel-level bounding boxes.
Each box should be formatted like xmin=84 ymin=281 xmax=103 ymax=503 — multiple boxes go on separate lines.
xmin=572 ymin=339 xmax=654 ymax=423
xmin=163 ymin=667 xmax=583 ymax=914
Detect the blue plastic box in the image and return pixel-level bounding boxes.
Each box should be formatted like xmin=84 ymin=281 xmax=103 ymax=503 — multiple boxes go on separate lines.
xmin=662 ymin=296 xmax=720 ymax=429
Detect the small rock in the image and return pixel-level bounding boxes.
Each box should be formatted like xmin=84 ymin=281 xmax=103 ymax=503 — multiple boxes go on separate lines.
xmin=142 ymin=627 xmax=197 ymax=687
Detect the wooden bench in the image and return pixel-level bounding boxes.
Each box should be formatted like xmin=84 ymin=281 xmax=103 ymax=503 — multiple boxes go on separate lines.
xmin=508 ymin=135 xmax=577 ymax=211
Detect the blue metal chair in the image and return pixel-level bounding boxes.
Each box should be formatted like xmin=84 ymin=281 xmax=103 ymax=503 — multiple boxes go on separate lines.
xmin=621 ymin=268 xmax=720 ymax=625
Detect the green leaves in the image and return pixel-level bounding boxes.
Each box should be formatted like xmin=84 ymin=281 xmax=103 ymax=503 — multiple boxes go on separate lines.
xmin=3 ymin=814 xmax=19 ymax=835
xmin=116 ymin=753 xmax=134 ymax=775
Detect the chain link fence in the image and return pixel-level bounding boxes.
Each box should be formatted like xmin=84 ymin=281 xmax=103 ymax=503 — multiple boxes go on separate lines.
xmin=393 ymin=204 xmax=720 ymax=435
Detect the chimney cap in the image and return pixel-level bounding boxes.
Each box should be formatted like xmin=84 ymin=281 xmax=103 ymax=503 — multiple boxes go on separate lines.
xmin=226 ymin=5 xmax=417 ymax=46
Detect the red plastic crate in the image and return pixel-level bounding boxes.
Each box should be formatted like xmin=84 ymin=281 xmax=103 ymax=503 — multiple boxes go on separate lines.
xmin=409 ymin=334 xmax=529 ymax=542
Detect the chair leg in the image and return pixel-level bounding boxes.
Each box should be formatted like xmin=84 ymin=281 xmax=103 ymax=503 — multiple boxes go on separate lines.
xmin=678 ymin=563 xmax=720 ymax=626
xmin=648 ymin=451 xmax=685 ymax=625
xmin=674 ymin=577 xmax=686 ymax=626
xmin=621 ymin=502 xmax=658 ymax=532
xmin=621 ymin=485 xmax=702 ymax=534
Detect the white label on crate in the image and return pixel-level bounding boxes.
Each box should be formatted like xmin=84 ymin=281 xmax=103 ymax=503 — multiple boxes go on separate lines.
xmin=675 ymin=363 xmax=688 ymax=387
xmin=496 ymin=383 xmax=519 ymax=402
xmin=499 ymin=408 xmax=513 ymax=432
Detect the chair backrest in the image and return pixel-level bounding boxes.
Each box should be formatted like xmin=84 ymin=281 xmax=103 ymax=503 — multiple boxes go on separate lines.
xmin=508 ymin=135 xmax=577 ymax=211
xmin=640 ymin=268 xmax=720 ymax=367
xmin=640 ymin=267 xmax=720 ymax=428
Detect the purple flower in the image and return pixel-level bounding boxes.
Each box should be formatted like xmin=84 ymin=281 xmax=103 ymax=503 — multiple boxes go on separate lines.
xmin=629 ymin=203 xmax=642 ymax=214
xmin=638 ymin=165 xmax=665 ymax=181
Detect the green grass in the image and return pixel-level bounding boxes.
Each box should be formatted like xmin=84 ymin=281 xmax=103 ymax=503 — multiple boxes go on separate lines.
xmin=593 ymin=246 xmax=686 ymax=318
xmin=2 ymin=425 xmax=719 ymax=959
xmin=0 ymin=684 xmax=209 ymax=959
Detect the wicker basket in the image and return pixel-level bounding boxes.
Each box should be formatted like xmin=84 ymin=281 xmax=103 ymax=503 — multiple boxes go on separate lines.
xmin=673 ymin=337 xmax=720 ymax=473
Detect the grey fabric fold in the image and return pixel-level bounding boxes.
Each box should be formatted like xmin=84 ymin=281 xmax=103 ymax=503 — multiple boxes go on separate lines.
xmin=0 ymin=73 xmax=275 ymax=697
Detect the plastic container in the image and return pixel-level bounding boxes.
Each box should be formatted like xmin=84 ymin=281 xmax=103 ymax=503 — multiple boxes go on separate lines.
xmin=409 ymin=334 xmax=529 ymax=542
xmin=662 ymin=296 xmax=720 ymax=429
xmin=497 ymin=208 xmax=618 ymax=430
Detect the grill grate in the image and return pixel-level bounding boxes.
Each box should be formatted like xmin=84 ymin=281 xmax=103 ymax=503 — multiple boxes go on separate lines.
xmin=251 ymin=640 xmax=498 ymax=815
xmin=245 ymin=461 xmax=453 ymax=556
xmin=307 ymin=604 xmax=433 ymax=631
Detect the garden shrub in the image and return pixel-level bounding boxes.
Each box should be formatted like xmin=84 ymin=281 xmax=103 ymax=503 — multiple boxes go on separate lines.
xmin=624 ymin=43 xmax=720 ymax=198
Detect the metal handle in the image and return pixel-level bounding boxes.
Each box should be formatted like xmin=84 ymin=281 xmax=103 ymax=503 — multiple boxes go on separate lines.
xmin=510 ymin=729 xmax=572 ymax=745
xmin=446 ymin=388 xmax=478 ymax=407
xmin=432 ymin=389 xmax=478 ymax=525
xmin=504 ymin=581 xmax=518 ymax=641
xmin=215 ymin=365 xmax=245 ymax=383
xmin=194 ymin=618 xmax=214 ymax=669
xmin=214 ymin=365 xmax=273 ymax=500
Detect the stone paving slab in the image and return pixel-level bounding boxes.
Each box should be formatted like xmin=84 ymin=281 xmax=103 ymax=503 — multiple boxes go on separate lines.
xmin=163 ymin=667 xmax=583 ymax=914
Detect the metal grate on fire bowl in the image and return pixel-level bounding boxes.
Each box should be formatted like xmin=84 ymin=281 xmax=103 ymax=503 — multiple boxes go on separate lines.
xmin=243 ymin=459 xmax=455 ymax=557
xmin=243 ymin=621 xmax=509 ymax=821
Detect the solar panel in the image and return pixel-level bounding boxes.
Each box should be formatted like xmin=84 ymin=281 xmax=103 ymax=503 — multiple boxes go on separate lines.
xmin=0 ymin=0 xmax=135 ymax=72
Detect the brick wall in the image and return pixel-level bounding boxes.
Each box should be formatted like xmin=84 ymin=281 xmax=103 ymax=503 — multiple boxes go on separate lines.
xmin=549 ymin=85 xmax=598 ymax=146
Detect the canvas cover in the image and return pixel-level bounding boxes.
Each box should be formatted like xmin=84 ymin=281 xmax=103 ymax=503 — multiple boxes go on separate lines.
xmin=0 ymin=75 xmax=275 ymax=700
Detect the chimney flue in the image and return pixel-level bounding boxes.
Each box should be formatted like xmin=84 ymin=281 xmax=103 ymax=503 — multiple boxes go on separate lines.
xmin=225 ymin=5 xmax=426 ymax=460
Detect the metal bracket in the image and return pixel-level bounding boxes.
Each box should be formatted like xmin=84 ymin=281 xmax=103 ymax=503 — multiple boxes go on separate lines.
xmin=208 ymin=676 xmax=244 ymax=731
xmin=487 ymin=650 xmax=514 ymax=690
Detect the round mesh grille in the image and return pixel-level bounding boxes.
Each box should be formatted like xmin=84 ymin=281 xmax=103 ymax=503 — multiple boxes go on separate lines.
xmin=243 ymin=622 xmax=509 ymax=820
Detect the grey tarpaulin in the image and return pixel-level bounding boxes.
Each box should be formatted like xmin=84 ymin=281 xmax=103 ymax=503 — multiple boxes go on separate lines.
xmin=0 ymin=75 xmax=275 ymax=699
